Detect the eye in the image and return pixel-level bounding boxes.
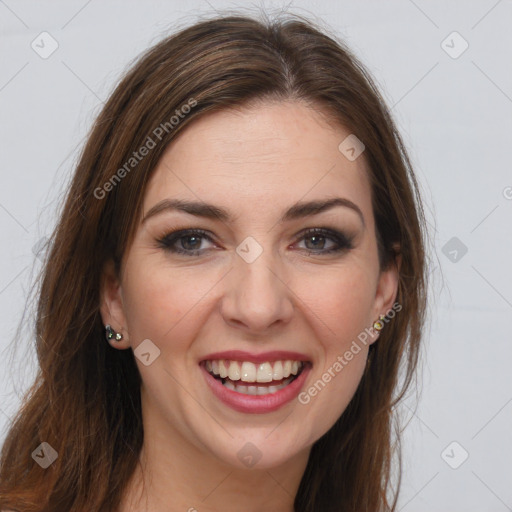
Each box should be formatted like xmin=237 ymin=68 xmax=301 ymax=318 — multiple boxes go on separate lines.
xmin=156 ymin=229 xmax=216 ymax=255
xmin=294 ymin=227 xmax=354 ymax=255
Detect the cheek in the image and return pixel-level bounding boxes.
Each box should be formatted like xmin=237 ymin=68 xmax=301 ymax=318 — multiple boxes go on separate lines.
xmin=293 ymin=262 xmax=376 ymax=349
xmin=121 ymin=260 xmax=219 ymax=349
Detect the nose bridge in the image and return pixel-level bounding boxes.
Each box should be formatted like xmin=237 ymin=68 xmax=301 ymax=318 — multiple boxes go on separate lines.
xmin=221 ymin=238 xmax=293 ymax=331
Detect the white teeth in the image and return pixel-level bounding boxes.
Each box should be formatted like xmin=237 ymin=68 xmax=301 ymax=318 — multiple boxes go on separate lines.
xmin=291 ymin=363 xmax=303 ymax=376
xmin=283 ymin=360 xmax=292 ymax=378
xmin=206 ymin=359 xmax=305 ymax=383
xmin=272 ymin=360 xmax=283 ymax=380
xmin=256 ymin=362 xmax=273 ymax=382
xmin=241 ymin=362 xmax=257 ymax=382
xmin=218 ymin=360 xmax=228 ymax=378
xmin=219 ymin=375 xmax=295 ymax=395
xmin=223 ymin=380 xmax=236 ymax=391
xmin=228 ymin=361 xmax=241 ymax=381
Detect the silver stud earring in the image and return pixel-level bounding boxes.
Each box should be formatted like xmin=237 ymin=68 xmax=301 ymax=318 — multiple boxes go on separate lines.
xmin=105 ymin=324 xmax=123 ymax=342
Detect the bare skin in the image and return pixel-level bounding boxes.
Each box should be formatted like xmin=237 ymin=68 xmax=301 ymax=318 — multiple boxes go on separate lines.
xmin=101 ymin=100 xmax=399 ymax=512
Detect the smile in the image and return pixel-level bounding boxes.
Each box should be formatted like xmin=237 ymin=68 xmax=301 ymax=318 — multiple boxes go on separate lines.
xmin=200 ymin=352 xmax=312 ymax=413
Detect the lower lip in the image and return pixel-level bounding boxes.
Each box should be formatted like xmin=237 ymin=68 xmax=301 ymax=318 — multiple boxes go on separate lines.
xmin=201 ymin=363 xmax=311 ymax=414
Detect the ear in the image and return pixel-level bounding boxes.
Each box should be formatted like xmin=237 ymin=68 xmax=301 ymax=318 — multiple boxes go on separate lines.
xmin=99 ymin=259 xmax=130 ymax=349
xmin=370 ymin=249 xmax=401 ymax=343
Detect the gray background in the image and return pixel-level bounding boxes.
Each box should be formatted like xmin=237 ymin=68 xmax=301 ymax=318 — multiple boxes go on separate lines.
xmin=1 ymin=1 xmax=511 ymax=510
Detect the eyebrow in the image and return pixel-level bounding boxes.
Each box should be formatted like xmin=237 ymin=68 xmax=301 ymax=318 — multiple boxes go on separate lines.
xmin=142 ymin=197 xmax=365 ymax=227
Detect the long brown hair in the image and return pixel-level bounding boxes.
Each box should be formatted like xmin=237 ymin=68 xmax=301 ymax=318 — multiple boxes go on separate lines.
xmin=0 ymin=11 xmax=429 ymax=512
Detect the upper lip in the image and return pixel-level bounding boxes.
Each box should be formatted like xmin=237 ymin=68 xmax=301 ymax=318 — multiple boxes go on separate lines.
xmin=200 ymin=350 xmax=311 ymax=364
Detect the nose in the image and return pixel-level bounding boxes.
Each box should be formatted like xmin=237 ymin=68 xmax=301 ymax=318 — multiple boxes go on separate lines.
xmin=220 ymin=248 xmax=294 ymax=333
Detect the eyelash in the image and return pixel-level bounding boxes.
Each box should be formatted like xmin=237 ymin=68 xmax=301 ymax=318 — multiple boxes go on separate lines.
xmin=155 ymin=227 xmax=354 ymax=256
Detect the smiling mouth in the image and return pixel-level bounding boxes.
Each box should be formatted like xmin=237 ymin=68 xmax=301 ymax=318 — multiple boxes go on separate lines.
xmin=203 ymin=359 xmax=309 ymax=396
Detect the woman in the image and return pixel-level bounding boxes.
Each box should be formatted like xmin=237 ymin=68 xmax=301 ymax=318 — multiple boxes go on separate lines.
xmin=0 ymin=11 xmax=429 ymax=512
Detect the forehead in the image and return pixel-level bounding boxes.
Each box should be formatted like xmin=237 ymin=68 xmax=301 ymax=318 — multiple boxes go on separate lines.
xmin=143 ymin=101 xmax=373 ymax=225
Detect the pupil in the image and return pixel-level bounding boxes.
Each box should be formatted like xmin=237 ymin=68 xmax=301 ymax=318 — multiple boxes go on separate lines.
xmin=306 ymin=235 xmax=324 ymax=250
xmin=182 ymin=236 xmax=200 ymax=250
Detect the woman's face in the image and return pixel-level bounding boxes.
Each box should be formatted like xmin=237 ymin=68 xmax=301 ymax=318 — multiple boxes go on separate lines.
xmin=101 ymin=100 xmax=399 ymax=470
